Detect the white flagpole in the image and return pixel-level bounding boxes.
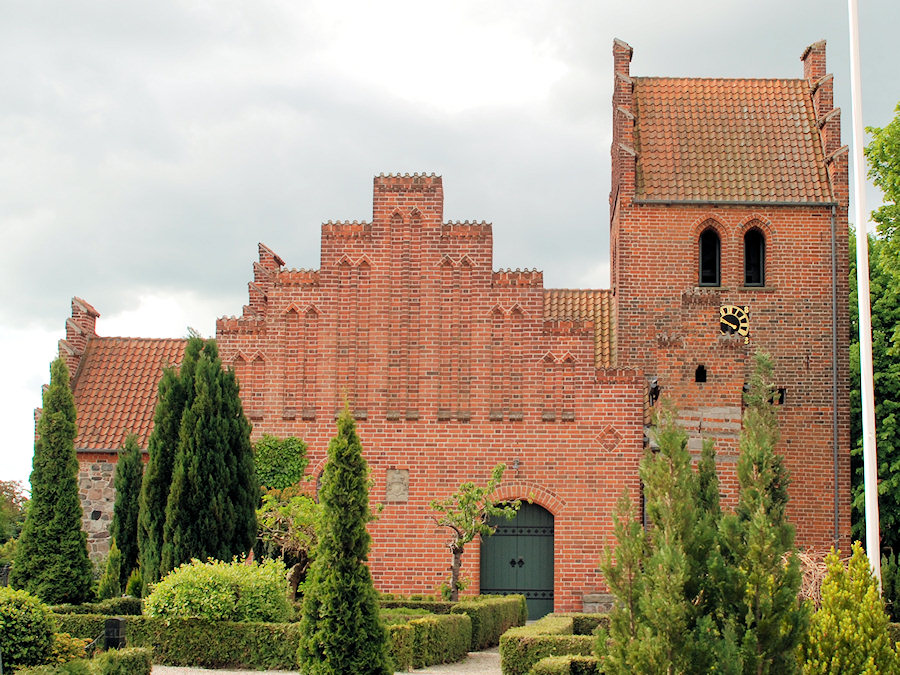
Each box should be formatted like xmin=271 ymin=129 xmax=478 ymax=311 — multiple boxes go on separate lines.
xmin=847 ymin=0 xmax=881 ymax=584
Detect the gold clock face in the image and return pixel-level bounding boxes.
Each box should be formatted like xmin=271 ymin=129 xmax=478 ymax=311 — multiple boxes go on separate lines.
xmin=720 ymin=305 xmax=750 ymax=342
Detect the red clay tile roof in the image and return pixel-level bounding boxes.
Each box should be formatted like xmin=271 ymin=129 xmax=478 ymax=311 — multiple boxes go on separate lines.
xmin=71 ymin=337 xmax=187 ymax=451
xmin=632 ymin=78 xmax=833 ymax=203
xmin=543 ymin=289 xmax=615 ymax=368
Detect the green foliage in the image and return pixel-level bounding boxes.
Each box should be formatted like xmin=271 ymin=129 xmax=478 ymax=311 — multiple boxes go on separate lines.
xmin=138 ymin=336 xmax=203 ymax=588
xmin=451 ymin=594 xmax=528 ymax=650
xmin=850 ymin=103 xmax=900 ymax=565
xmin=256 ymin=486 xmax=321 ymax=599
xmin=430 ymin=463 xmax=521 ymax=601
xmin=599 ymin=404 xmax=737 ymax=674
xmin=599 ymin=353 xmax=805 ymax=674
xmin=800 ymin=542 xmax=900 ymax=674
xmin=849 ymin=230 xmax=900 ymax=559
xmin=865 ymin=103 xmax=900 ymax=243
xmin=884 ymin=552 xmax=900 ymax=622
xmin=0 ymin=586 xmax=56 ymax=668
xmin=386 ymin=623 xmax=414 ymax=672
xmin=14 ymin=660 xmax=92 ymax=675
xmin=125 ymin=616 xmax=301 ymax=669
xmin=51 ymin=613 xmax=107 ymax=639
xmin=380 ymin=598 xmax=455 ymax=614
xmin=254 ymin=435 xmax=309 ymax=489
xmin=125 ymin=568 xmax=143 ymax=598
xmin=97 ymin=539 xmax=122 ymax=600
xmin=530 ymin=655 xmax=602 ymax=675
xmin=500 ymin=615 xmax=596 ymax=675
xmin=719 ymin=352 xmax=807 ymax=674
xmin=161 ymin=339 xmax=258 ymax=573
xmin=0 ymin=535 xmax=17 ymax=565
xmin=91 ymin=647 xmax=152 ymax=675
xmin=49 ymin=633 xmax=89 ymax=664
xmin=0 ymin=479 xmax=28 ymax=542
xmin=408 ymin=613 xmax=472 ymax=668
xmin=143 ymin=557 xmax=291 ymax=622
xmin=298 ymin=408 xmax=390 ymax=675
xmin=51 ymin=597 xmax=142 ymax=616
xmin=110 ymin=435 xmax=142 ymax=589
xmin=11 ymin=358 xmax=93 ymax=604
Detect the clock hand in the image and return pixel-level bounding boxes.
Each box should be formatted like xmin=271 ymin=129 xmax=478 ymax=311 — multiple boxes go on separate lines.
xmin=722 ymin=318 xmax=738 ymax=330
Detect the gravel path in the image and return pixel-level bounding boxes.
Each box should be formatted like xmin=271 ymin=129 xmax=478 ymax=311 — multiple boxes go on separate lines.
xmin=151 ymin=647 xmax=501 ymax=675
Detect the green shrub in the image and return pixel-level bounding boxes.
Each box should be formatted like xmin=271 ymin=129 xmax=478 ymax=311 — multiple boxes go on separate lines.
xmin=381 ymin=607 xmax=434 ymax=624
xmin=126 ymin=616 xmax=300 ymax=669
xmin=143 ymin=557 xmax=290 ymax=622
xmin=15 ymin=660 xmax=93 ymax=675
xmin=387 ymin=623 xmax=414 ymax=672
xmin=452 ymin=594 xmax=527 ymax=650
xmin=409 ymin=614 xmax=472 ymax=668
xmin=254 ymin=435 xmax=309 ymax=489
xmin=500 ymin=615 xmax=596 ymax=675
xmin=125 ymin=569 xmax=142 ymax=599
xmin=52 ymin=597 xmax=142 ymax=616
xmin=51 ymin=613 xmax=107 ymax=640
xmin=96 ymin=540 xmax=122 ymax=601
xmin=529 ymin=655 xmax=602 ymax=674
xmin=0 ymin=586 xmax=56 ymax=668
xmin=800 ymin=542 xmax=900 ymax=673
xmin=92 ymin=647 xmax=152 ymax=675
xmin=50 ymin=633 xmax=90 ymax=664
xmin=380 ymin=598 xmax=454 ymax=614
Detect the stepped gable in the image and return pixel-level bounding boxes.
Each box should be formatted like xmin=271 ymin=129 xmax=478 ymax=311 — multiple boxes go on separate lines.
xmin=71 ymin=336 xmax=186 ymax=450
xmin=632 ymin=77 xmax=833 ymax=203
xmin=543 ymin=289 xmax=615 ymax=368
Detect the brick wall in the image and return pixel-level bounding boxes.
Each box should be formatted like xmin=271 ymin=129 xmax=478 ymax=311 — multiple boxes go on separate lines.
xmin=216 ymin=174 xmax=644 ymax=610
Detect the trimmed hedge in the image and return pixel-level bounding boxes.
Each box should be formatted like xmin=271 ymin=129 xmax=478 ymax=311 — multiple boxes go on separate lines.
xmin=387 ymin=623 xmax=415 ymax=672
xmin=51 ymin=598 xmax=142 ymax=616
xmin=15 ymin=648 xmax=152 ymax=675
xmin=52 ymin=613 xmax=107 ymax=641
xmin=381 ymin=599 xmax=454 ymax=614
xmin=52 ymin=612 xmax=473 ymax=672
xmin=890 ymin=622 xmax=900 ymax=645
xmin=554 ymin=613 xmax=609 ymax=636
xmin=409 ymin=614 xmax=472 ymax=668
xmin=499 ymin=615 xmax=595 ymax=675
xmin=529 ymin=655 xmax=601 ymax=674
xmin=127 ymin=616 xmax=300 ymax=669
xmin=452 ymin=594 xmax=527 ymax=650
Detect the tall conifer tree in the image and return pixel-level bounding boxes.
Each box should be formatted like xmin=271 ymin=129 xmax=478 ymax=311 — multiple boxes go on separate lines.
xmin=720 ymin=351 xmax=807 ymax=674
xmin=111 ymin=434 xmax=143 ymax=587
xmin=298 ymin=409 xmax=390 ymax=675
xmin=160 ymin=340 xmax=257 ymax=572
xmin=137 ymin=335 xmax=202 ymax=587
xmin=10 ymin=358 xmax=93 ymax=603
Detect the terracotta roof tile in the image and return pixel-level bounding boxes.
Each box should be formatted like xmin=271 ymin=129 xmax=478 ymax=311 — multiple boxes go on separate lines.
xmin=72 ymin=337 xmax=187 ymax=450
xmin=543 ymin=289 xmax=615 ymax=368
xmin=632 ymin=78 xmax=832 ymax=203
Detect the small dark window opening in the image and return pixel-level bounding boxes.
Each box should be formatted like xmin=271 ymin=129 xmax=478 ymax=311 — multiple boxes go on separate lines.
xmin=90 ymin=510 xmax=102 ymax=521
xmin=744 ymin=228 xmax=765 ymax=286
xmin=699 ymin=228 xmax=721 ymax=286
xmin=695 ymin=365 xmax=707 ymax=382
xmin=774 ymin=388 xmax=786 ymax=405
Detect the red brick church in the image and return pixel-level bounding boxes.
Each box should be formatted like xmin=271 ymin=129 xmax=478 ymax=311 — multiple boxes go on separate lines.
xmin=55 ymin=40 xmax=849 ymax=615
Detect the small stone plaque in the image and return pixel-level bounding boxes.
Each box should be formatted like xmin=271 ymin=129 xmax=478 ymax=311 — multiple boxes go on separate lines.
xmin=386 ymin=469 xmax=409 ymax=503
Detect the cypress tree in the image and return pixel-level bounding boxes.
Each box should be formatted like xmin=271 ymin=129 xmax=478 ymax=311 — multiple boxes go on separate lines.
xmin=97 ymin=538 xmax=123 ymax=600
xmin=10 ymin=358 xmax=93 ymax=603
xmin=137 ymin=335 xmax=202 ymax=587
xmin=720 ymin=351 xmax=807 ymax=674
xmin=298 ymin=409 xmax=390 ymax=675
xmin=111 ymin=434 xmax=143 ymax=587
xmin=160 ymin=340 xmax=257 ymax=572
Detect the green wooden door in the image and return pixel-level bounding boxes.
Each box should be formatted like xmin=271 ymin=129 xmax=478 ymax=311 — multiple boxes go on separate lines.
xmin=479 ymin=503 xmax=554 ymax=618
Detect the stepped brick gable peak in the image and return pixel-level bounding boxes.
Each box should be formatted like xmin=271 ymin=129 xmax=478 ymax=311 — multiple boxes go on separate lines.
xmin=53 ymin=40 xmax=849 ymax=613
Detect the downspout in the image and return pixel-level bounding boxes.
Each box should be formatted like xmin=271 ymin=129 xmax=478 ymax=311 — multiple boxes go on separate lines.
xmin=831 ymin=204 xmax=840 ymax=544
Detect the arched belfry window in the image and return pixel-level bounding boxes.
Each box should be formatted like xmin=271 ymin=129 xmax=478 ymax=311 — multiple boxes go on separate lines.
xmin=699 ymin=228 xmax=720 ymax=286
xmin=744 ymin=228 xmax=765 ymax=286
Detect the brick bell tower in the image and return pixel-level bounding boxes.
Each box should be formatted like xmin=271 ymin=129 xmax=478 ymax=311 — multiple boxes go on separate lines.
xmin=609 ymin=39 xmax=851 ymax=550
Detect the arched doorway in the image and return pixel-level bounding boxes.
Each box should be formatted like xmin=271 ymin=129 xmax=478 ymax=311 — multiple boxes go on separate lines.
xmin=479 ymin=502 xmax=554 ymax=618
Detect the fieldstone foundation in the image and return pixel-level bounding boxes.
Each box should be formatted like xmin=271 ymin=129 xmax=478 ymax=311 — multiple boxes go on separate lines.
xmin=78 ymin=458 xmax=116 ymax=560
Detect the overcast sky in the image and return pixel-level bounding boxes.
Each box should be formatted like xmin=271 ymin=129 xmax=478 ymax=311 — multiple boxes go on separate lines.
xmin=3 ymin=0 xmax=899 ymax=488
